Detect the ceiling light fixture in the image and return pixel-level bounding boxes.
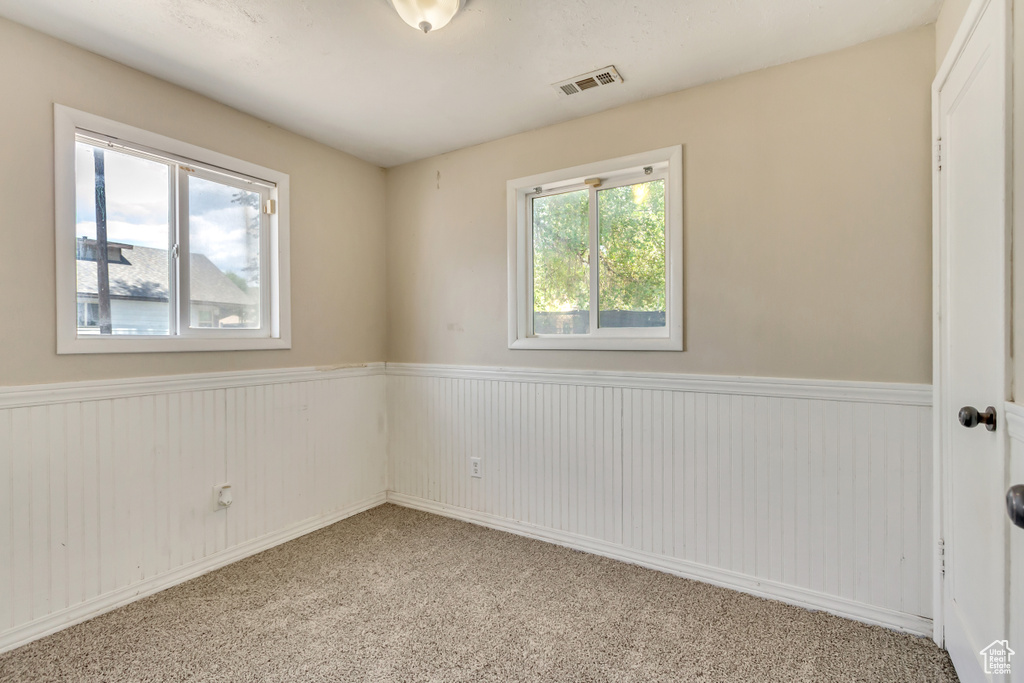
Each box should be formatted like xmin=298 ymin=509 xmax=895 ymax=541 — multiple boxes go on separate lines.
xmin=387 ymin=0 xmax=464 ymax=34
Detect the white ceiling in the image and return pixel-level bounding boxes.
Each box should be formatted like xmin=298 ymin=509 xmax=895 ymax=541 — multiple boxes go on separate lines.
xmin=0 ymin=0 xmax=942 ymax=167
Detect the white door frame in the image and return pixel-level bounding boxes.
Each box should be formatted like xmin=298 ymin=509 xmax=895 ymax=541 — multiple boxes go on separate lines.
xmin=931 ymin=0 xmax=1014 ymax=649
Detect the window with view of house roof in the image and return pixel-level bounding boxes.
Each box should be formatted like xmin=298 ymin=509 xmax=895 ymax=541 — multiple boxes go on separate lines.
xmin=75 ymin=240 xmax=259 ymax=335
xmin=55 ymin=105 xmax=291 ymax=354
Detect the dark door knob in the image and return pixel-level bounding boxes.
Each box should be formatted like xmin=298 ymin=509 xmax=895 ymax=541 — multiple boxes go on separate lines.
xmin=1008 ymin=485 xmax=1024 ymax=529
xmin=958 ymin=406 xmax=997 ymax=431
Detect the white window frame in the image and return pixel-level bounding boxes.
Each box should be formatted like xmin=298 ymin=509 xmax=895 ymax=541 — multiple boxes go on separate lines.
xmin=507 ymin=145 xmax=683 ymax=351
xmin=54 ymin=104 xmax=291 ymax=354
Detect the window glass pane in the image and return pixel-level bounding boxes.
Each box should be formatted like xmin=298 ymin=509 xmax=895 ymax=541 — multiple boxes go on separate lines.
xmin=598 ymin=179 xmax=666 ymax=328
xmin=75 ymin=141 xmax=172 ymax=336
xmin=187 ymin=176 xmax=261 ymax=330
xmin=532 ymin=189 xmax=590 ymax=335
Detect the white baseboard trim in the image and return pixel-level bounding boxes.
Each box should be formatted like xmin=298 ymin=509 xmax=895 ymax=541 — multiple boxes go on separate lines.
xmin=386 ymin=492 xmax=933 ymax=638
xmin=0 ymin=492 xmax=388 ymax=655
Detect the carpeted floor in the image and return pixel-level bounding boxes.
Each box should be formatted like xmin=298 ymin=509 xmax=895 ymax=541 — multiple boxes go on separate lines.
xmin=0 ymin=504 xmax=956 ymax=682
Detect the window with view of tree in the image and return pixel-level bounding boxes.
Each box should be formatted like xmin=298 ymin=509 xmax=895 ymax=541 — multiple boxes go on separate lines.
xmin=532 ymin=189 xmax=590 ymax=334
xmin=598 ymin=179 xmax=666 ymax=328
xmin=55 ymin=105 xmax=290 ymax=354
xmin=510 ymin=146 xmax=682 ymax=351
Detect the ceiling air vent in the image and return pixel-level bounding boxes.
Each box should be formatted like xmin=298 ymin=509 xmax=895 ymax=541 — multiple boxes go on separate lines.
xmin=553 ymin=66 xmax=622 ymax=98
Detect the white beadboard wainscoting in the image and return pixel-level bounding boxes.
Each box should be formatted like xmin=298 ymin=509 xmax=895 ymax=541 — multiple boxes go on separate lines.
xmin=386 ymin=363 xmax=935 ymax=636
xmin=0 ymin=360 xmax=936 ymax=653
xmin=0 ymin=364 xmax=387 ymax=653
xmin=1005 ymin=402 xmax=1024 ymax=679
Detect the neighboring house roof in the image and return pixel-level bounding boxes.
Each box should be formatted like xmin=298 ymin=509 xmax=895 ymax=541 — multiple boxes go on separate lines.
xmin=77 ymin=243 xmax=255 ymax=306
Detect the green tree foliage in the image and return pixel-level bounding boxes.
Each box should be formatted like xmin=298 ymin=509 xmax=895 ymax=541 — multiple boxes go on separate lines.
xmin=532 ymin=180 xmax=665 ymax=314
xmin=225 ymin=271 xmax=249 ymax=292
xmin=598 ymin=179 xmax=665 ymax=313
xmin=532 ymin=189 xmax=590 ymax=312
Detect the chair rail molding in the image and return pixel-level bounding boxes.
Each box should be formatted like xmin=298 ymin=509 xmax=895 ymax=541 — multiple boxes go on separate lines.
xmin=0 ymin=363 xmax=386 ymax=410
xmin=385 ymin=363 xmax=932 ymax=406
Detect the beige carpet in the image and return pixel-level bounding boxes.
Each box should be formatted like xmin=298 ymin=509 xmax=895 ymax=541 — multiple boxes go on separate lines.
xmin=0 ymin=504 xmax=956 ymax=682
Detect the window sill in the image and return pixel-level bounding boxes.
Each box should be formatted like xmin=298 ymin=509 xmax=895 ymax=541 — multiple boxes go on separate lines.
xmin=57 ymin=335 xmax=291 ymax=355
xmin=509 ymin=336 xmax=682 ymax=351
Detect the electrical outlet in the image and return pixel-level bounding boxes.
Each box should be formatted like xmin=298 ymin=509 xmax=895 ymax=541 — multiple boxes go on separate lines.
xmin=213 ymin=483 xmax=233 ymax=510
xmin=470 ymin=457 xmax=482 ymax=478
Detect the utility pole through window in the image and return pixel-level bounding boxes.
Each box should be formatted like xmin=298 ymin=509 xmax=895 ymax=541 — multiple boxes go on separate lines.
xmin=93 ymin=149 xmax=112 ymax=335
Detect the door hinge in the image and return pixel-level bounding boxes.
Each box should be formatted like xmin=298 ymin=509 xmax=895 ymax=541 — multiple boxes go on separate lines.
xmin=935 ymin=138 xmax=943 ymax=173
xmin=938 ymin=538 xmax=946 ymax=578
xmin=263 ymin=199 xmax=277 ymax=215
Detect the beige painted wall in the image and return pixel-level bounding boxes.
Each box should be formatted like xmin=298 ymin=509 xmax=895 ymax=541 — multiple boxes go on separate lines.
xmin=936 ymin=0 xmax=973 ymax=68
xmin=385 ymin=26 xmax=935 ymax=383
xmin=0 ymin=18 xmax=387 ymax=387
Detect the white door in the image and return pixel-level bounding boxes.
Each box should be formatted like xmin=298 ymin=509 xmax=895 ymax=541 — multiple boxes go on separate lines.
xmin=934 ymin=0 xmax=1010 ymax=680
